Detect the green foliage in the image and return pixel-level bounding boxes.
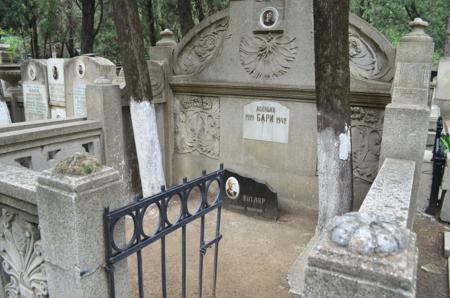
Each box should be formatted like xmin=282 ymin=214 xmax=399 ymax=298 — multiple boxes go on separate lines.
xmin=441 ymin=134 xmax=450 ymax=153
xmin=0 ymin=0 xmax=446 ymax=65
xmin=350 ymin=0 xmax=450 ymax=64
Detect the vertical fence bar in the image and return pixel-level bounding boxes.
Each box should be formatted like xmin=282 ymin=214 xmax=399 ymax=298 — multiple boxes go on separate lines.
xmin=182 ymin=177 xmax=188 ymax=298
xmin=212 ymin=164 xmax=225 ymax=297
xmin=104 ymin=208 xmax=116 ymax=298
xmin=160 ymin=186 xmax=168 ymax=298
xmin=212 ymin=206 xmax=222 ymax=298
xmin=198 ymin=170 xmax=207 ymax=298
xmin=137 ymin=250 xmax=144 ymax=298
xmin=427 ymin=117 xmax=446 ymax=215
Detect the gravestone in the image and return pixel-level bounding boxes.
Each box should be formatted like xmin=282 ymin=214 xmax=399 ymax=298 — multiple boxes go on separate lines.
xmin=21 ymin=60 xmax=50 ymax=121
xmin=223 ymin=169 xmax=279 ymax=220
xmin=65 ymin=56 xmax=116 ymax=117
xmin=0 ymin=80 xmax=11 ymax=125
xmin=47 ymin=58 xmax=67 ymax=119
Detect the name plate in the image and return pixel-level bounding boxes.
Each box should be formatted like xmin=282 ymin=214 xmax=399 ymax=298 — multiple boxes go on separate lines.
xmin=73 ymin=84 xmax=87 ymax=117
xmin=23 ymin=83 xmax=49 ymax=121
xmin=47 ymin=59 xmax=66 ymax=103
xmin=243 ymin=101 xmax=289 ymax=143
xmin=223 ymin=169 xmax=279 ymax=220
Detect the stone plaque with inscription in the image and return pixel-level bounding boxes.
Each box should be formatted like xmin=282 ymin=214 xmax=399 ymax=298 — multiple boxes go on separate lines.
xmin=223 ymin=169 xmax=279 ymax=220
xmin=47 ymin=59 xmax=66 ymax=104
xmin=73 ymin=84 xmax=87 ymax=117
xmin=243 ymin=101 xmax=289 ymax=143
xmin=23 ymin=83 xmax=49 ymax=121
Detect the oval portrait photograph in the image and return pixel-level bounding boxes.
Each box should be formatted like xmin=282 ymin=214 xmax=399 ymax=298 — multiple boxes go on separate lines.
xmin=225 ymin=177 xmax=240 ymax=200
xmin=260 ymin=7 xmax=279 ymax=28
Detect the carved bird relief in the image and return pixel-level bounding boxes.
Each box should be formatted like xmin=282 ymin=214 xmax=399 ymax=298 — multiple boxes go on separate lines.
xmin=240 ymin=33 xmax=298 ymax=79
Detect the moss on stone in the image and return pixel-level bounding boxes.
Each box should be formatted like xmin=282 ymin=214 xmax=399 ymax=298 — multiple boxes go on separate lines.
xmin=54 ymin=153 xmax=102 ymax=176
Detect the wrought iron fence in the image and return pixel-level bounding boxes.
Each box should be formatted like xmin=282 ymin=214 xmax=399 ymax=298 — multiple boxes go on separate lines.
xmin=426 ymin=117 xmax=446 ymax=215
xmin=104 ymin=165 xmax=225 ymax=298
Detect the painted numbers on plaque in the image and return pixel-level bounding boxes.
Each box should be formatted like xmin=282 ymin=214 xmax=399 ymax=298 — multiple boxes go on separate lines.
xmin=243 ymin=101 xmax=290 ymax=143
xmin=73 ymin=84 xmax=87 ymax=117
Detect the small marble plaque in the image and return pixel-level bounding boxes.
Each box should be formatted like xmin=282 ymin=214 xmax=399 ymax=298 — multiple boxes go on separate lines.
xmin=73 ymin=84 xmax=87 ymax=117
xmin=0 ymin=100 xmax=11 ymax=125
xmin=23 ymin=83 xmax=49 ymax=121
xmin=47 ymin=59 xmax=66 ymax=103
xmin=243 ymin=101 xmax=290 ymax=143
xmin=50 ymin=106 xmax=67 ymax=119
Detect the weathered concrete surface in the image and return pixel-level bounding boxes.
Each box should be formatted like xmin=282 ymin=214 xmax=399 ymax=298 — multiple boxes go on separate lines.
xmin=435 ymin=58 xmax=450 ymax=117
xmin=302 ymin=225 xmax=417 ymax=298
xmin=360 ymin=158 xmax=415 ymax=228
xmin=37 ymin=164 xmax=129 ymax=298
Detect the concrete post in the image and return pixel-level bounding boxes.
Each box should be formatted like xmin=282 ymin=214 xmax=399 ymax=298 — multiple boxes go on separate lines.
xmin=86 ymin=78 xmax=126 ymax=184
xmin=149 ymin=29 xmax=177 ymax=185
xmin=379 ymin=18 xmax=434 ymax=228
xmin=36 ymin=159 xmax=129 ymax=298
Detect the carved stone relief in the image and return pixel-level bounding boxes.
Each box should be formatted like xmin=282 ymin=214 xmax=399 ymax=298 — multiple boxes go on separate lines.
xmin=148 ymin=61 xmax=165 ymax=98
xmin=239 ymin=33 xmax=298 ymax=79
xmin=351 ymin=107 xmax=384 ymax=183
xmin=328 ymin=212 xmax=407 ymax=257
xmin=0 ymin=210 xmax=48 ymax=297
xmin=174 ymin=96 xmax=220 ymax=159
xmin=348 ymin=21 xmax=394 ymax=82
xmin=176 ymin=18 xmax=230 ymax=75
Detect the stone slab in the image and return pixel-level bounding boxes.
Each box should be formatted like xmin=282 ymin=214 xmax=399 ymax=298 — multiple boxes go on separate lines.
xmin=223 ymin=169 xmax=279 ymax=220
xmin=304 ymin=229 xmax=417 ymax=298
xmin=444 ymin=232 xmax=450 ymax=258
xmin=360 ymin=158 xmax=415 ymax=228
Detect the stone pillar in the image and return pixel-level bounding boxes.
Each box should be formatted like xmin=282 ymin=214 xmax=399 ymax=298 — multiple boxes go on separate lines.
xmin=379 ymin=18 xmax=434 ymax=228
xmin=149 ymin=29 xmax=177 ymax=185
xmin=86 ymin=78 xmax=126 ymax=183
xmin=36 ymin=155 xmax=129 ymax=298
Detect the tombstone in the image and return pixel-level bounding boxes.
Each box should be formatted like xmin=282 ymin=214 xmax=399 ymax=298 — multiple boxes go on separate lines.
xmin=47 ymin=58 xmax=67 ymax=119
xmin=65 ymin=56 xmax=116 ymax=118
xmin=21 ymin=60 xmax=50 ymax=121
xmin=223 ymin=169 xmax=279 ymax=220
xmin=0 ymin=73 xmax=11 ymax=125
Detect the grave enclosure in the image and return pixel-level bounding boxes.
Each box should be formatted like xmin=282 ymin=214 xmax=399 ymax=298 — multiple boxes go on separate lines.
xmin=0 ymin=0 xmax=439 ymax=297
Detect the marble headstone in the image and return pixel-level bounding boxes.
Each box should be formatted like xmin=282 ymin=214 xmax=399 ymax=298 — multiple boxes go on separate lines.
xmin=65 ymin=56 xmax=117 ymax=117
xmin=21 ymin=60 xmax=50 ymax=121
xmin=47 ymin=58 xmax=67 ymax=119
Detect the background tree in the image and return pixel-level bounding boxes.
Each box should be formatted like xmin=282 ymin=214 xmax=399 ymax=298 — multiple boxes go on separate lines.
xmin=177 ymin=0 xmax=195 ymax=35
xmin=314 ymin=0 xmax=353 ymax=233
xmin=78 ymin=0 xmax=104 ymax=54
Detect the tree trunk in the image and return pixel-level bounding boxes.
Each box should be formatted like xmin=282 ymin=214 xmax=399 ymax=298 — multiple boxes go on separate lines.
xmin=177 ymin=0 xmax=195 ymax=36
xmin=195 ymin=0 xmax=205 ymax=22
xmin=30 ymin=14 xmax=39 ymax=58
xmin=445 ymin=16 xmax=450 ymax=57
xmin=207 ymin=0 xmax=214 ymax=16
xmin=145 ymin=0 xmax=158 ymax=46
xmin=80 ymin=0 xmax=96 ymax=54
xmin=112 ymin=0 xmax=165 ymax=197
xmin=313 ymin=0 xmax=353 ymax=234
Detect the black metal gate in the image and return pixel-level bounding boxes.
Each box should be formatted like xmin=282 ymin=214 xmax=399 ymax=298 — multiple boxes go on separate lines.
xmin=104 ymin=165 xmax=225 ymax=298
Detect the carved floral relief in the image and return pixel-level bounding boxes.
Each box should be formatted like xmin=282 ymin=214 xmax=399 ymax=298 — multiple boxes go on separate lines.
xmin=351 ymin=107 xmax=384 ymax=182
xmin=174 ymin=96 xmax=220 ymax=159
xmin=0 ymin=210 xmax=48 ymax=297
xmin=176 ymin=18 xmax=230 ymax=75
xmin=239 ymin=33 xmax=298 ymax=79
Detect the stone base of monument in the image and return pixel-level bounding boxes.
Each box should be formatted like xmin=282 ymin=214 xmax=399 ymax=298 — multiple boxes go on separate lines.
xmin=289 ymin=213 xmax=417 ymax=298
xmin=223 ymin=169 xmax=279 ymax=220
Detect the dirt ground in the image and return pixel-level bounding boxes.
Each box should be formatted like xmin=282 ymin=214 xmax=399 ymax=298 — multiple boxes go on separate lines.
xmin=125 ymin=200 xmax=450 ymax=298
xmin=125 ymin=201 xmax=316 ymax=298
xmin=415 ymin=212 xmax=450 ymax=298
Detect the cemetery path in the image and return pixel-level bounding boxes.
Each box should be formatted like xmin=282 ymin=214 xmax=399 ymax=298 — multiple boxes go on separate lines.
xmin=415 ymin=212 xmax=450 ymax=298
xmin=126 ymin=202 xmax=316 ymax=298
